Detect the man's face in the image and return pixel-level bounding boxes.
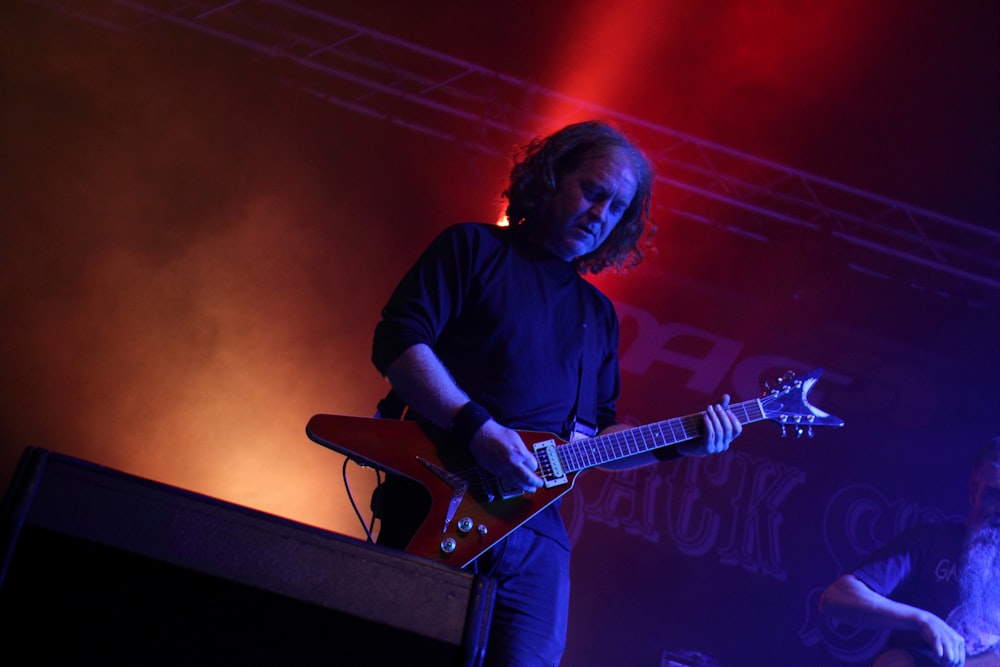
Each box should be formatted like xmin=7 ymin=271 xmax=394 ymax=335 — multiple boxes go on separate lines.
xmin=969 ymin=462 xmax=1000 ymax=531
xmin=531 ymin=148 xmax=638 ymax=262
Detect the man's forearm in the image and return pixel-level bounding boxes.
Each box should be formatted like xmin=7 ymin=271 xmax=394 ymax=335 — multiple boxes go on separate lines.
xmin=383 ymin=343 xmax=470 ymax=429
xmin=820 ymin=574 xmax=929 ymax=631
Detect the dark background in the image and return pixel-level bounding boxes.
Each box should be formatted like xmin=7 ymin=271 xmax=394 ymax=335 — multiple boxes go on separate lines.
xmin=2 ymin=1 xmax=997 ymax=665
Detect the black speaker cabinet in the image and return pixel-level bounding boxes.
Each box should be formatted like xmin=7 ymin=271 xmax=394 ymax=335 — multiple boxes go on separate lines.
xmin=0 ymin=447 xmax=494 ymax=665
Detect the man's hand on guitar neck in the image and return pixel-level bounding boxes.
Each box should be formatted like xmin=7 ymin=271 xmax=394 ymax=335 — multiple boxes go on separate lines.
xmin=599 ymin=394 xmax=743 ymax=471
xmin=676 ymin=394 xmax=743 ymax=457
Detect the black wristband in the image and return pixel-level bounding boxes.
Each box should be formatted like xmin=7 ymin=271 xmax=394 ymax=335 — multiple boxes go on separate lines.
xmin=450 ymin=401 xmax=492 ymax=446
xmin=653 ymin=446 xmax=685 ymax=462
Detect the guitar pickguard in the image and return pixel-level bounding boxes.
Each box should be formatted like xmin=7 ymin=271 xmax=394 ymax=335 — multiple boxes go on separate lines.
xmin=416 ymin=456 xmax=467 ymax=533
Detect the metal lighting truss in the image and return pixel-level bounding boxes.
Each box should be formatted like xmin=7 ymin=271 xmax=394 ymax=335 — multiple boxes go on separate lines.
xmin=24 ymin=0 xmax=1000 ymax=307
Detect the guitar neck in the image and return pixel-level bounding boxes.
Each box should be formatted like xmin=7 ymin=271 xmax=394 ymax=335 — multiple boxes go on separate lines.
xmin=556 ymin=397 xmax=766 ymax=472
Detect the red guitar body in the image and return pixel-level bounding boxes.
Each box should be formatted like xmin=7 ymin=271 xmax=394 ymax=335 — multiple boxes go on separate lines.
xmin=306 ymin=414 xmax=575 ymax=567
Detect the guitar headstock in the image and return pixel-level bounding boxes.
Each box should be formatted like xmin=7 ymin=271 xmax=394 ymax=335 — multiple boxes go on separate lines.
xmin=760 ymin=368 xmax=844 ymax=437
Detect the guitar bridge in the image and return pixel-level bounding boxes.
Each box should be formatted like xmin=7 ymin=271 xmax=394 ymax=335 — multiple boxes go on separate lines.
xmin=533 ymin=440 xmax=568 ymax=488
xmin=478 ymin=469 xmax=523 ymax=502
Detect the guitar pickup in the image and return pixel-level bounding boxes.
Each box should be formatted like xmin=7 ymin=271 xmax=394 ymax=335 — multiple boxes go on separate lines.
xmin=533 ymin=440 xmax=568 ymax=488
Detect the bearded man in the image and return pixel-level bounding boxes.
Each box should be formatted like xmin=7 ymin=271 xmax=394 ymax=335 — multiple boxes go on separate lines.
xmin=820 ymin=436 xmax=1000 ymax=667
xmin=949 ymin=443 xmax=1000 ymax=659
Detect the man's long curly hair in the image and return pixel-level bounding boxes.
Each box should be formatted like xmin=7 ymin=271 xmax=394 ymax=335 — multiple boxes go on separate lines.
xmin=502 ymin=120 xmax=656 ymax=275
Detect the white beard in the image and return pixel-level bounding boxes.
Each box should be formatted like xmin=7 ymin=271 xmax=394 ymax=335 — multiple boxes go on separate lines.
xmin=948 ymin=524 xmax=1000 ymax=655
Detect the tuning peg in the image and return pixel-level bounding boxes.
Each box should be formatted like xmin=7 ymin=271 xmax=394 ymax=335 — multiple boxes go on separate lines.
xmin=773 ymin=371 xmax=792 ymax=388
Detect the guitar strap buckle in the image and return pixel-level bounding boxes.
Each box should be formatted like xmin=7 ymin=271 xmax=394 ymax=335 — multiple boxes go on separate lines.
xmin=567 ymin=417 xmax=596 ymax=441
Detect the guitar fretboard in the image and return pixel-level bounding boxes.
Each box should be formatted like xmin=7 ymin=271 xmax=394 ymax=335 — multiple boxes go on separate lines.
xmin=556 ymin=398 xmax=766 ymax=472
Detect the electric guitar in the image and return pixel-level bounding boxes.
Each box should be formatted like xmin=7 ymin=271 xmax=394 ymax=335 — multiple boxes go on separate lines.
xmin=306 ymin=367 xmax=844 ymax=568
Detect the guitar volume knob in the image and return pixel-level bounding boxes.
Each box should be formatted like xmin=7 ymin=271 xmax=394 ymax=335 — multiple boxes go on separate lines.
xmin=457 ymin=517 xmax=474 ymax=534
xmin=440 ymin=538 xmax=457 ymax=554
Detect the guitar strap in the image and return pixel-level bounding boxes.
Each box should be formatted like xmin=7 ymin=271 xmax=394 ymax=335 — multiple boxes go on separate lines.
xmin=564 ymin=288 xmax=598 ymax=442
xmin=374 ymin=388 xmax=407 ymax=420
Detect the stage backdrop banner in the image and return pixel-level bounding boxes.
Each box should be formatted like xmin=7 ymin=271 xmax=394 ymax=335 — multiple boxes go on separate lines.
xmin=556 ymin=269 xmax=997 ymax=667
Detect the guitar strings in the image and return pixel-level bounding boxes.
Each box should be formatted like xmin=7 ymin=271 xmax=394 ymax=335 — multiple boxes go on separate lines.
xmin=438 ymin=392 xmax=786 ymax=499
